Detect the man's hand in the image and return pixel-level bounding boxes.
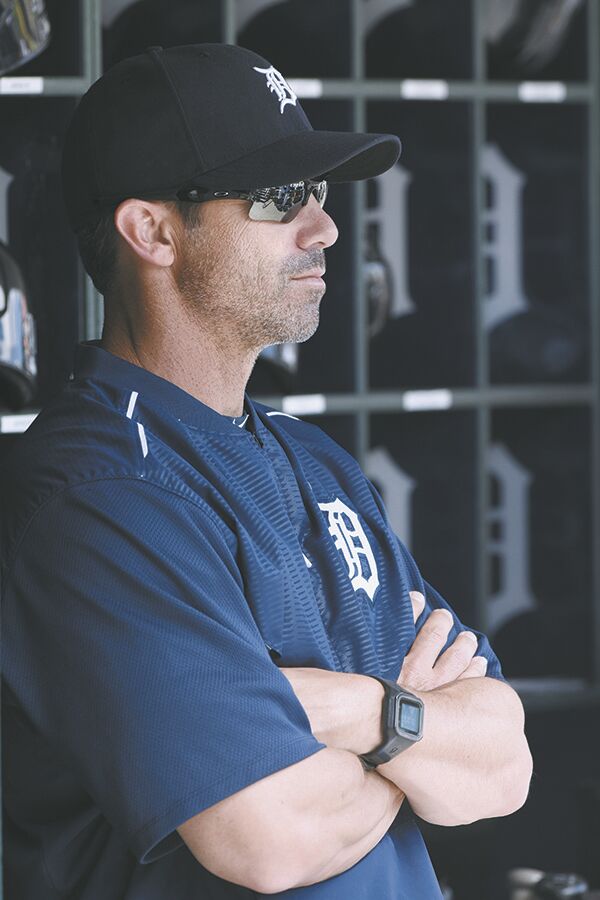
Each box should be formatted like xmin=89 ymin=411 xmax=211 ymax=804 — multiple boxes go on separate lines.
xmin=400 ymin=591 xmax=488 ymax=691
xmin=281 ymin=591 xmax=532 ymax=827
xmin=280 ymin=591 xmax=490 ymax=755
xmin=376 ymin=592 xmax=532 ymax=826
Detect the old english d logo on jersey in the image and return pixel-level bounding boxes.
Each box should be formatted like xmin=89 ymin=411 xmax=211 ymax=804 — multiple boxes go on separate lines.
xmin=253 ymin=65 xmax=297 ymax=113
xmin=318 ymin=498 xmax=380 ymax=602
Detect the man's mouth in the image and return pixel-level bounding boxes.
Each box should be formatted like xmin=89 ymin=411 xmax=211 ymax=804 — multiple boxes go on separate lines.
xmin=290 ymin=269 xmax=325 ymax=283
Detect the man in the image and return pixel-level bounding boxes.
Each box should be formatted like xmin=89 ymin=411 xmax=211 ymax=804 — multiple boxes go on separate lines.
xmin=1 ymin=43 xmax=532 ymax=899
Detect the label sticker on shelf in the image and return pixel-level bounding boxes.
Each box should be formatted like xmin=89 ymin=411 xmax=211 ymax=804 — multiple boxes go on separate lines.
xmin=402 ymin=389 xmax=453 ymax=411
xmin=401 ymin=80 xmax=449 ymax=100
xmin=0 ymin=76 xmax=44 ymax=94
xmin=287 ymin=79 xmax=323 ymax=98
xmin=518 ymin=82 xmax=566 ymax=103
xmin=282 ymin=394 xmax=327 ymax=416
xmin=1 ymin=412 xmax=38 ymax=433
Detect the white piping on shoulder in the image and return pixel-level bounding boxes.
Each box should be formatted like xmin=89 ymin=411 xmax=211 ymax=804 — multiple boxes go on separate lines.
xmin=137 ymin=422 xmax=148 ymax=458
xmin=126 ymin=391 xmax=138 ymax=419
xmin=124 ymin=391 xmax=148 ymax=459
xmin=266 ymin=411 xmax=300 ymax=421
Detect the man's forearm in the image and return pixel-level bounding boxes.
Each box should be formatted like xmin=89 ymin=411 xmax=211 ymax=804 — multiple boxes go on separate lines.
xmin=376 ymin=676 xmax=533 ymax=826
xmin=281 ymin=667 xmax=532 ymax=829
xmin=377 ymin=678 xmax=532 ymax=825
xmin=179 ymin=747 xmax=405 ymax=893
xmin=287 ymin=750 xmax=405 ymax=889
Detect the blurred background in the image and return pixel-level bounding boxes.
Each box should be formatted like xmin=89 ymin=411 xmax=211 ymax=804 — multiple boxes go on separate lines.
xmin=1 ymin=1 xmax=599 ymax=897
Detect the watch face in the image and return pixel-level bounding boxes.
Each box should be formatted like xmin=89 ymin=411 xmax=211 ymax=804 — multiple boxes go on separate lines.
xmin=398 ymin=699 xmax=422 ymax=736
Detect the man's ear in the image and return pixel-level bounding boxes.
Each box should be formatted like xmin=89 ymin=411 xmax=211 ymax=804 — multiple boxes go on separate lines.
xmin=113 ymin=199 xmax=176 ymax=269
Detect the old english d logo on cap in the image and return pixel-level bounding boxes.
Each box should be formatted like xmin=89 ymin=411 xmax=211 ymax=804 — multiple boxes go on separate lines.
xmin=253 ymin=64 xmax=298 ymax=114
xmin=61 ymin=42 xmax=401 ymax=234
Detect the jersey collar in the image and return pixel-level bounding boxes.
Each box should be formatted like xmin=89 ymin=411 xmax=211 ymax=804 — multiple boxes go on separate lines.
xmin=73 ymin=341 xmax=258 ymax=435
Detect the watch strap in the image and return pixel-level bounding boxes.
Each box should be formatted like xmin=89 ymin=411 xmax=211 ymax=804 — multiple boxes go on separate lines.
xmin=359 ymin=675 xmax=424 ymax=770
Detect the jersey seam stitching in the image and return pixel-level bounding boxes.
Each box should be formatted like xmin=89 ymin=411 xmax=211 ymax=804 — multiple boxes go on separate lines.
xmin=4 ymin=474 xmax=234 ymax=578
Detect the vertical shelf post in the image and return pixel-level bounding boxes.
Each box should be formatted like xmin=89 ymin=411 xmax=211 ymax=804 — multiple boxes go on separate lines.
xmin=351 ymin=0 xmax=369 ymax=466
xmin=588 ymin=0 xmax=600 ymax=686
xmin=472 ymin=0 xmax=491 ymax=634
xmin=82 ymin=0 xmax=104 ymax=341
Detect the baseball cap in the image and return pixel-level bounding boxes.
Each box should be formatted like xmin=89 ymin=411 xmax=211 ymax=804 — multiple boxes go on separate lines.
xmin=61 ymin=42 xmax=401 ymax=234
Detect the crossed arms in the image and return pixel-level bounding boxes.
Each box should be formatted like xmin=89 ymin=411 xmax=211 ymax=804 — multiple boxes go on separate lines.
xmin=178 ymin=591 xmax=533 ymax=894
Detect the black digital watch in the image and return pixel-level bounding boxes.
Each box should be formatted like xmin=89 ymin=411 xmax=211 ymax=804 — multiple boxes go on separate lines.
xmin=359 ymin=676 xmax=424 ymax=770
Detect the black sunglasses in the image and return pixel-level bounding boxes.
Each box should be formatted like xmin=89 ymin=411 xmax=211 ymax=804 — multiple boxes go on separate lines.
xmin=175 ymin=179 xmax=328 ymax=223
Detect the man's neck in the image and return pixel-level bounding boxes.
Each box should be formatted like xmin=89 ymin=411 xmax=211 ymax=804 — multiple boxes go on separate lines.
xmin=100 ymin=325 xmax=257 ymax=419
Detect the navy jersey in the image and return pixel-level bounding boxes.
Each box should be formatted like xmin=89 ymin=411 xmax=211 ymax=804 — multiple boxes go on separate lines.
xmin=1 ymin=342 xmax=506 ymax=900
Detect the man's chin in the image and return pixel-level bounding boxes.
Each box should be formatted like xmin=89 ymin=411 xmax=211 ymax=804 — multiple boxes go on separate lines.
xmin=280 ymin=313 xmax=320 ymax=345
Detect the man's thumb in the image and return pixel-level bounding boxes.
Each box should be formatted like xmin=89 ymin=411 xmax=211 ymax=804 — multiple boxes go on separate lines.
xmin=409 ymin=591 xmax=425 ymax=624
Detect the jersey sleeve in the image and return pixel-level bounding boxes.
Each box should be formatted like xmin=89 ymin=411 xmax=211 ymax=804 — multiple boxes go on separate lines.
xmin=3 ymin=477 xmax=325 ymax=863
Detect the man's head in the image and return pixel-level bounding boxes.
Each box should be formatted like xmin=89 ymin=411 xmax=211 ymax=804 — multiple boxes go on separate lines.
xmin=104 ymin=180 xmax=338 ymax=351
xmin=61 ymin=43 xmax=400 ymax=347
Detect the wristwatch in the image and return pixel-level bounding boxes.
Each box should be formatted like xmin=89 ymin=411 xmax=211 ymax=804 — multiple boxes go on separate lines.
xmin=359 ymin=676 xmax=424 ymax=770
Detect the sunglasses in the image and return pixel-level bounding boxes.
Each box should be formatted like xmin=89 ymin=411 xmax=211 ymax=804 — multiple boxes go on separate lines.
xmin=175 ymin=179 xmax=328 ymax=223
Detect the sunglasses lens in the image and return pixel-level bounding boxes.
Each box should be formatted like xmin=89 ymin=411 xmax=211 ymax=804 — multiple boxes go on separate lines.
xmin=248 ymin=200 xmax=288 ymax=222
xmin=316 ymin=181 xmax=328 ymax=207
xmin=247 ymin=181 xmax=328 ymax=222
xmin=280 ymin=201 xmax=305 ymax=223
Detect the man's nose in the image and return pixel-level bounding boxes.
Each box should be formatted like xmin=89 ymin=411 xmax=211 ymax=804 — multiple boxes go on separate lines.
xmin=294 ymin=194 xmax=339 ymax=250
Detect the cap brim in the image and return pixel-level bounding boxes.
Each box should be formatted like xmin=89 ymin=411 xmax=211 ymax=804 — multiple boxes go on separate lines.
xmin=195 ymin=129 xmax=401 ymax=190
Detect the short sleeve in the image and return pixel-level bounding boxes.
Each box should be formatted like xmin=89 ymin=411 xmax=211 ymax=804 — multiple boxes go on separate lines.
xmin=2 ymin=478 xmax=325 ymax=863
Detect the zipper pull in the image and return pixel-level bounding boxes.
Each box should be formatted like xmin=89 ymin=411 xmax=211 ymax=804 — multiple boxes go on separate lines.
xmin=265 ymin=642 xmax=281 ymax=662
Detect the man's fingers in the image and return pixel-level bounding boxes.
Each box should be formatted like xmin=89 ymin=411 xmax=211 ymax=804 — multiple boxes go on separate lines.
xmin=457 ymin=656 xmax=488 ymax=680
xmin=409 ymin=591 xmax=425 ymax=624
xmin=400 ymin=596 xmax=488 ymax=691
xmin=428 ymin=629 xmax=479 ymax=683
xmin=399 ymin=608 xmax=454 ymax=689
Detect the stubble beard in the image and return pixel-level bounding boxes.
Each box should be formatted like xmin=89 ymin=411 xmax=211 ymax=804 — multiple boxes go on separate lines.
xmin=178 ymin=239 xmax=324 ymax=351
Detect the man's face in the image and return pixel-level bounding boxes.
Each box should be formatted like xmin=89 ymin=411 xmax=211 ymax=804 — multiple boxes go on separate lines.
xmin=172 ymin=192 xmax=339 ymax=352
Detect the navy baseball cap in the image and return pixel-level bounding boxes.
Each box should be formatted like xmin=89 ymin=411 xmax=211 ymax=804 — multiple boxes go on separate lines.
xmin=61 ymin=42 xmax=401 ymax=234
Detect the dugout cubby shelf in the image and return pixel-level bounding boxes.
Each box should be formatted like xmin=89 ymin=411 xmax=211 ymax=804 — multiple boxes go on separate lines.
xmin=241 ymin=0 xmax=600 ymax=701
xmin=2 ymin=2 xmax=600 ymax=895
xmin=0 ymin=0 xmax=600 ymax=705
xmin=1 ymin=0 xmax=599 ymax=699
xmin=0 ymin=5 xmax=102 ymax=895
